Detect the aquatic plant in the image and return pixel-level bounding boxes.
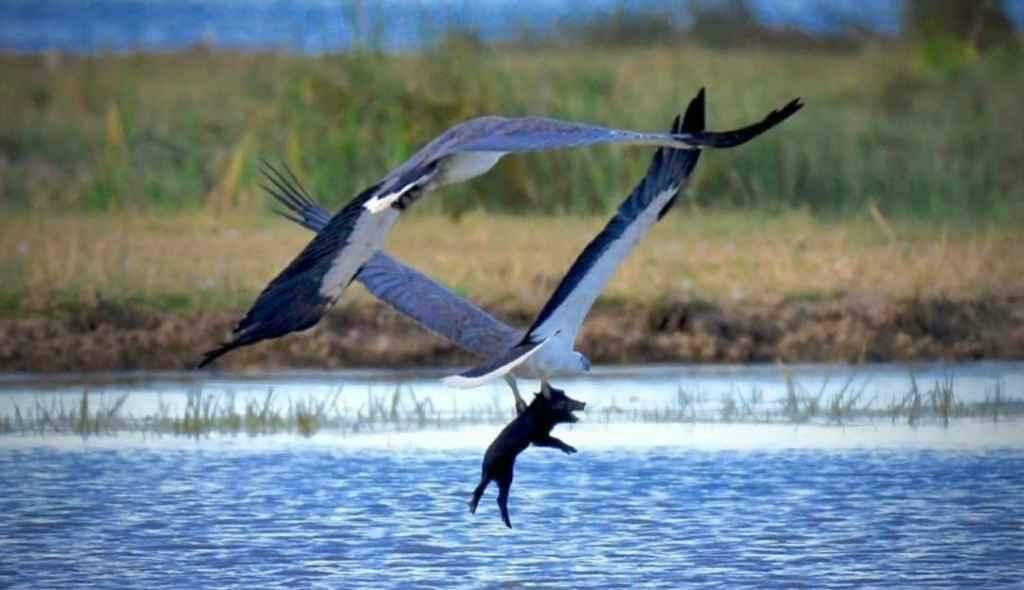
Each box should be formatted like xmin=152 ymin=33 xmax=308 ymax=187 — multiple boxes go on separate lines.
xmin=2 ymin=42 xmax=1021 ymax=220
xmin=5 ymin=373 xmax=1021 ymax=440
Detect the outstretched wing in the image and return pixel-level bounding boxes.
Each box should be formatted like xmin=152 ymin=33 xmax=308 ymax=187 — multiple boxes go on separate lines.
xmin=359 ymin=95 xmax=803 ymax=215
xmin=197 ymin=173 xmax=389 ymax=368
xmin=262 ymin=161 xmax=524 ymax=359
xmin=524 ymin=90 xmax=709 ymax=343
xmin=357 ymin=254 xmax=523 ymax=358
xmin=442 ymin=89 xmax=717 ymax=386
xmin=200 ymin=93 xmax=802 ymax=366
xmin=450 ymin=98 xmax=802 ymax=153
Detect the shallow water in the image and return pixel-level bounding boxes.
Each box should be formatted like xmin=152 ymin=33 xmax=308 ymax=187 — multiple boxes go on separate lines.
xmin=3 ymin=361 xmax=1021 ymax=424
xmin=2 ymin=363 xmax=1024 ymax=588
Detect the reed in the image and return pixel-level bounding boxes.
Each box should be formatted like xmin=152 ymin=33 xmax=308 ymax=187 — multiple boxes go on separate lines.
xmin=3 ymin=377 xmax=1019 ymax=438
xmin=1 ymin=43 xmax=1021 ymax=221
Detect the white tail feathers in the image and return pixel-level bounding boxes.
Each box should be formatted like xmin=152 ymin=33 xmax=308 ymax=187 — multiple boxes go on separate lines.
xmin=442 ymin=374 xmax=496 ymax=389
xmin=441 ymin=332 xmax=557 ymax=389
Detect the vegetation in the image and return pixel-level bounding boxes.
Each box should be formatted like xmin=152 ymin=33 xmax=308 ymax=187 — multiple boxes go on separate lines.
xmin=1 ymin=14 xmax=1021 ymax=345
xmin=2 ymin=209 xmax=1020 ymax=317
xmin=1 ymin=40 xmax=1021 ymax=222
xmin=904 ymin=0 xmax=1017 ymax=51
xmin=2 ymin=378 xmax=1019 ymax=438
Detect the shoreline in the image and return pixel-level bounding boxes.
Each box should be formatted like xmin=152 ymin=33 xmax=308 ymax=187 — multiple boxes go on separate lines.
xmin=2 ymin=295 xmax=1021 ymax=373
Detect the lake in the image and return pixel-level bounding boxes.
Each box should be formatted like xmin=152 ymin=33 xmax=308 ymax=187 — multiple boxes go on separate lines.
xmin=0 ymin=0 xmax=916 ymax=54
xmin=2 ymin=363 xmax=1023 ymax=588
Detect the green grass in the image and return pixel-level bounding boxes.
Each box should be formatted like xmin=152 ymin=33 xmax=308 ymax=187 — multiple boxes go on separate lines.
xmin=1 ymin=44 xmax=1022 ymax=222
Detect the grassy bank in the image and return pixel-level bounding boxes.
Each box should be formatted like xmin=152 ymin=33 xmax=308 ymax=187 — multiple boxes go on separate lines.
xmin=3 ymin=44 xmax=1022 ymax=370
xmin=2 ymin=210 xmax=1021 ymax=317
xmin=1 ymin=44 xmax=1022 ymax=221
xmin=1 ymin=210 xmax=1021 ymax=371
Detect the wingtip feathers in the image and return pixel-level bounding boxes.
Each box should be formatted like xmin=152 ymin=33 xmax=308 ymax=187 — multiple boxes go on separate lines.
xmin=766 ymin=97 xmax=804 ymax=127
xmin=681 ymin=88 xmax=707 ymax=133
xmin=196 ymin=342 xmax=234 ymax=369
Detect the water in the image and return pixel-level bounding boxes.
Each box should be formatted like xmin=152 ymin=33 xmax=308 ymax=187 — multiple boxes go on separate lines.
xmin=0 ymin=0 xmax=919 ymax=54
xmin=2 ymin=363 xmax=1024 ymax=588
xmin=3 ymin=361 xmax=1022 ymax=423
xmin=3 ymin=443 xmax=1023 ymax=587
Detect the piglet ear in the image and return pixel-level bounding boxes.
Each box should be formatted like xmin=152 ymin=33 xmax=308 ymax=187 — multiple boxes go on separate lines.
xmin=541 ymin=382 xmax=552 ymax=399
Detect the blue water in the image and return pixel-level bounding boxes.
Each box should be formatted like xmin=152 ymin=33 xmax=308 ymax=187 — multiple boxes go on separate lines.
xmin=2 ymin=443 xmax=1023 ymax=588
xmin=2 ymin=364 xmax=1023 ymax=587
xmin=0 ymin=0 xmax=939 ymax=54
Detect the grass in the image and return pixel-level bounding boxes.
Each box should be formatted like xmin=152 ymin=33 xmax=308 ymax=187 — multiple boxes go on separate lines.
xmin=0 ymin=386 xmax=508 ymax=438
xmin=1 ymin=43 xmax=1023 ymax=222
xmin=606 ymin=377 xmax=1022 ymax=426
xmin=1 ymin=208 xmax=1020 ymax=317
xmin=3 ymin=44 xmax=1022 ymax=320
xmin=2 ymin=208 xmax=1015 ymax=317
xmin=2 ymin=378 xmax=1020 ymax=438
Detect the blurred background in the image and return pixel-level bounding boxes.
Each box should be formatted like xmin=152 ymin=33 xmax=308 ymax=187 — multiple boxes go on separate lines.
xmin=1 ymin=0 xmax=1022 ymax=370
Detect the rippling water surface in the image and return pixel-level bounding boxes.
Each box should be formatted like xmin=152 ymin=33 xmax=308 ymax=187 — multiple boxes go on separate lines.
xmin=2 ymin=364 xmax=1023 ymax=588
xmin=3 ymin=443 xmax=1024 ymax=588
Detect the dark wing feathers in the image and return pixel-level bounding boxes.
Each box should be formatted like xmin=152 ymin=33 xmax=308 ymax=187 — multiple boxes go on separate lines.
xmin=200 ymin=90 xmax=801 ymax=367
xmin=261 ymin=161 xmax=331 ymax=232
xmin=197 ymin=181 xmax=380 ymax=368
xmin=523 ymin=89 xmax=707 ymax=338
xmin=681 ymin=87 xmax=707 ymax=134
xmin=656 ymin=88 xmax=703 ymax=222
xmin=686 ymin=97 xmax=801 ymax=148
xmin=256 ymin=162 xmax=524 ymax=359
xmin=262 ymin=161 xmax=330 ymax=232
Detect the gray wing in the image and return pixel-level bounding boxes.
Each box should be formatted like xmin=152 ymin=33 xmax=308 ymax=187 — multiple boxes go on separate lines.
xmin=449 ymin=89 xmax=714 ymax=384
xmin=525 ymin=91 xmax=707 ymax=342
xmin=198 ymin=176 xmax=385 ymax=368
xmin=449 ymin=98 xmax=802 ymax=153
xmin=262 ymin=162 xmax=523 ymax=359
xmin=357 ymin=252 xmax=524 ymax=359
xmin=354 ymin=96 xmax=802 ymax=216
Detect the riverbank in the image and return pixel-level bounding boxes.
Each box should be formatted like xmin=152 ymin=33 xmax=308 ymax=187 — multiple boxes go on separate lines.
xmin=2 ymin=294 xmax=1021 ymax=372
xmin=3 ymin=210 xmax=1022 ymax=372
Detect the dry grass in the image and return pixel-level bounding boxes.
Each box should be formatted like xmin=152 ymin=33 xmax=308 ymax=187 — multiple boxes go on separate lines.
xmin=2 ymin=209 xmax=1020 ymax=316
